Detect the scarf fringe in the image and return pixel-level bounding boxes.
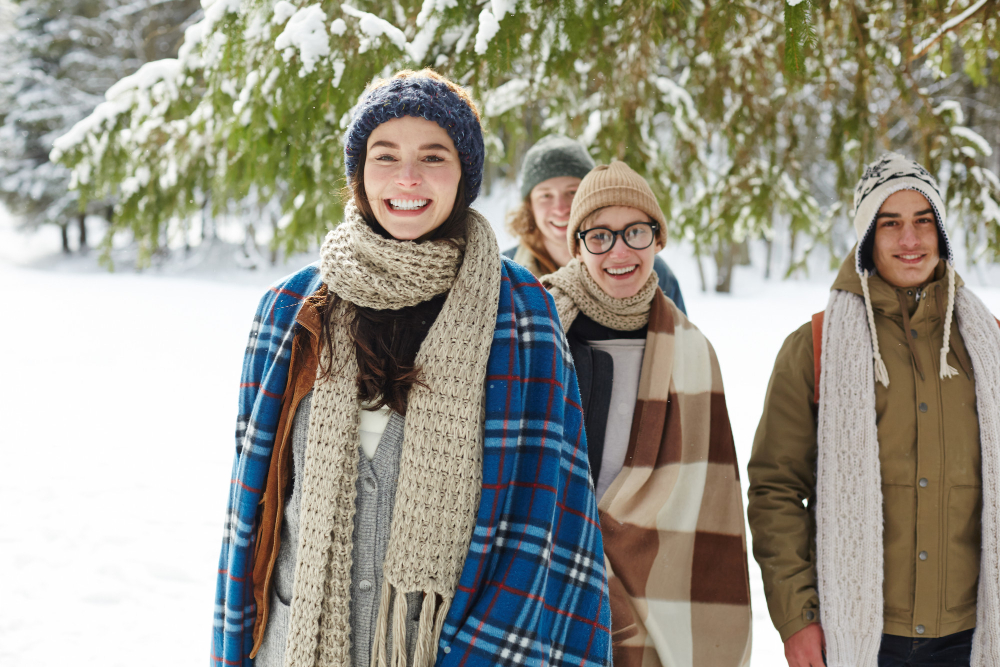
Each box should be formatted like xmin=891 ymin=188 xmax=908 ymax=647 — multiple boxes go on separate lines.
xmin=391 ymin=589 xmax=409 ymax=667
xmin=371 ymin=580 xmax=393 ymax=667
xmin=410 ymin=592 xmax=438 ymax=667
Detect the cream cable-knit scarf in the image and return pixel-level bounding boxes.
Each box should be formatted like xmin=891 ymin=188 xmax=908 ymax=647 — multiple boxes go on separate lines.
xmin=281 ymin=203 xmax=501 ymax=667
xmin=816 ymin=287 xmax=1000 ymax=667
xmin=540 ymin=258 xmax=658 ymax=331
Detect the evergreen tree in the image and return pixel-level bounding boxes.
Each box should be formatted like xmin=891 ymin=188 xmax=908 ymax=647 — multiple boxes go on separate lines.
xmin=0 ymin=0 xmax=199 ymax=252
xmin=51 ymin=0 xmax=1000 ymax=285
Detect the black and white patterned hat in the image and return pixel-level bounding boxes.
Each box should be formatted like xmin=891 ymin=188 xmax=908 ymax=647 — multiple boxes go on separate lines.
xmin=850 ymin=152 xmax=959 ymax=387
xmin=852 ymin=152 xmax=952 ymax=275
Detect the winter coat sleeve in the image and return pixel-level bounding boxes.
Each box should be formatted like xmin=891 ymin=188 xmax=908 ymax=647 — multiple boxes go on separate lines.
xmin=652 ymin=255 xmax=686 ymax=315
xmin=746 ymin=321 xmax=821 ymax=642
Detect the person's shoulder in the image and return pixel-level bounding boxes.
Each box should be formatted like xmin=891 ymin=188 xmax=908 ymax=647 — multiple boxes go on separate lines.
xmin=774 ymin=320 xmax=815 ymax=374
xmin=269 ymin=262 xmax=321 ymax=296
xmin=499 ymin=257 xmax=564 ymax=335
xmin=253 ymin=263 xmax=322 ymax=318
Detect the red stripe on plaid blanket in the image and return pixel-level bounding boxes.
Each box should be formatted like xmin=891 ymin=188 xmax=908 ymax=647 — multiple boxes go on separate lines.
xmin=230 ymin=478 xmax=261 ymax=493
xmin=269 ymin=286 xmax=303 ymax=299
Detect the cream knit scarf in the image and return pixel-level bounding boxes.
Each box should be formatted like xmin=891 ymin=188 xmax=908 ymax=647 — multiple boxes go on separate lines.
xmin=282 ymin=202 xmax=501 ymax=667
xmin=540 ymin=258 xmax=658 ymax=331
xmin=816 ymin=287 xmax=1000 ymax=667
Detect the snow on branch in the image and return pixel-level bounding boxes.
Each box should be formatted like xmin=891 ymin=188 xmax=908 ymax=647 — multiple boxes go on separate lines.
xmin=951 ymin=126 xmax=993 ymax=157
xmin=274 ymin=4 xmax=331 ymax=76
xmin=474 ymin=7 xmax=501 ymax=55
xmin=911 ymin=0 xmax=988 ymax=61
xmin=51 ymin=58 xmax=181 ymax=162
xmin=341 ymin=3 xmax=406 ymax=51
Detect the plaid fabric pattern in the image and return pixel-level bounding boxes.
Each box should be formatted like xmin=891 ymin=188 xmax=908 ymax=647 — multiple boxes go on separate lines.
xmin=212 ymin=258 xmax=611 ymax=667
xmin=598 ymin=291 xmax=752 ymax=667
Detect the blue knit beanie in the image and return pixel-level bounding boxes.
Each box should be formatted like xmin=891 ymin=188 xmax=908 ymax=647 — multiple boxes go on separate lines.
xmin=344 ymin=75 xmax=485 ymax=203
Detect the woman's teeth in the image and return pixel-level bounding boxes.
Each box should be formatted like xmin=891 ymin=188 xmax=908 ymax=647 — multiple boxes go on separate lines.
xmin=606 ymin=265 xmax=637 ymax=276
xmin=389 ymin=199 xmax=428 ymax=210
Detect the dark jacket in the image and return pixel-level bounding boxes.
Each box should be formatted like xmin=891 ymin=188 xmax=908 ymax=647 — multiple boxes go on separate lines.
xmin=565 ymin=313 xmax=646 ymax=483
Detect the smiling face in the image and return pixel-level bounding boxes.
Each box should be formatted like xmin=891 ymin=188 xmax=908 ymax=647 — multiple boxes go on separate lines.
xmin=529 ymin=176 xmax=581 ymax=267
xmin=362 ymin=116 xmax=462 ymax=240
xmin=575 ymin=205 xmax=662 ymax=299
xmin=871 ymin=189 xmax=941 ymax=288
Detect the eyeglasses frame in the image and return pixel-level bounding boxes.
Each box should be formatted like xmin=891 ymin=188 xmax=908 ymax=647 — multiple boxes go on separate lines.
xmin=576 ymin=221 xmax=660 ymax=255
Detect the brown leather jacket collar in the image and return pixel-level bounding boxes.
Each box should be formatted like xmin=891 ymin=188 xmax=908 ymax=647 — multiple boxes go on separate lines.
xmin=249 ymin=293 xmax=323 ymax=657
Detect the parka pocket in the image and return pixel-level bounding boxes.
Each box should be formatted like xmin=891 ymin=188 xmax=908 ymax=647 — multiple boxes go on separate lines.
xmin=946 ymin=486 xmax=982 ymax=611
xmin=882 ymin=485 xmax=916 ymax=613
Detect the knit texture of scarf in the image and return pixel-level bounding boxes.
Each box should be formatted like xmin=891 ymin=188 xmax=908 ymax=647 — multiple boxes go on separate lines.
xmin=816 ymin=287 xmax=1000 ymax=667
xmin=281 ymin=202 xmax=501 ymax=667
xmin=541 ymin=258 xmax=658 ymax=331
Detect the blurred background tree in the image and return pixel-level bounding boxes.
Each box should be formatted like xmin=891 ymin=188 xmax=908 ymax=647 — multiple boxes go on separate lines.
xmin=32 ymin=0 xmax=1000 ymax=289
xmin=0 ymin=0 xmax=200 ymax=253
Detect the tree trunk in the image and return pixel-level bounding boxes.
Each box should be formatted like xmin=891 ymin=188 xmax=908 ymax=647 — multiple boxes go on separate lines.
xmin=270 ymin=215 xmax=279 ymax=266
xmin=60 ymin=223 xmax=70 ymax=254
xmin=694 ymin=246 xmax=707 ymax=292
xmin=714 ymin=240 xmax=738 ymax=293
xmin=764 ymin=237 xmax=773 ymax=279
xmin=788 ymin=229 xmax=799 ymax=277
xmin=78 ymin=212 xmax=88 ymax=251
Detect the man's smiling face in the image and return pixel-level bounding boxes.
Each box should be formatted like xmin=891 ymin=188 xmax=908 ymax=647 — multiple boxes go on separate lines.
xmin=872 ymin=189 xmax=941 ymax=288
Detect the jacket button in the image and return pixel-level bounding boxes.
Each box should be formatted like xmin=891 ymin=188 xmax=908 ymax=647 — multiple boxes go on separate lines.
xmin=919 ymin=478 xmax=928 ymax=487
xmin=805 ymin=610 xmax=815 ymax=621
xmin=911 ymin=329 xmax=918 ymax=339
xmin=916 ymin=625 xmax=925 ymax=634
xmin=443 ymin=646 xmax=451 ymax=654
xmin=919 ymin=551 xmax=928 ymax=561
xmin=919 ymin=403 xmax=928 ymax=413
xmin=359 ymin=580 xmax=373 ymax=592
xmin=363 ymin=477 xmax=377 ymax=493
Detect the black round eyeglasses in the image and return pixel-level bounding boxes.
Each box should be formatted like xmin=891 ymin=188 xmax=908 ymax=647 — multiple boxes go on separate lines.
xmin=576 ymin=222 xmax=659 ymax=255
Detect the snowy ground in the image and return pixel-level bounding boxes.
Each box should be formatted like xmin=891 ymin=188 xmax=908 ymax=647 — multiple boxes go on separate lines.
xmin=2 ymin=199 xmax=999 ymax=667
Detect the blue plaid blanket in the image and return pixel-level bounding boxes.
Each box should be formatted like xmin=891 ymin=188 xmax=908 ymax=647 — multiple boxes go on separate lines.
xmin=212 ymin=258 xmax=611 ymax=666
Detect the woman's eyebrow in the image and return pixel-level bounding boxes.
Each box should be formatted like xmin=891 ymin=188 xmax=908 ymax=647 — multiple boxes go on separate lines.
xmin=370 ymin=140 xmax=398 ymax=149
xmin=420 ymin=143 xmax=453 ymax=151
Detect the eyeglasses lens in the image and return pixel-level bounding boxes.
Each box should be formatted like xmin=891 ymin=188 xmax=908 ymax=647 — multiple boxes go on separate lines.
xmin=583 ymin=224 xmax=653 ymax=254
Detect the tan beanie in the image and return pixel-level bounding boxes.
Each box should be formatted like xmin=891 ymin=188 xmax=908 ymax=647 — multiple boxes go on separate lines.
xmin=566 ymin=161 xmax=668 ymax=256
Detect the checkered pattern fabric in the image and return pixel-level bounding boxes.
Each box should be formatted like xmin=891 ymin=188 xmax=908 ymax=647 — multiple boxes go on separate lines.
xmin=597 ymin=291 xmax=752 ymax=667
xmin=211 ymin=258 xmax=611 ymax=667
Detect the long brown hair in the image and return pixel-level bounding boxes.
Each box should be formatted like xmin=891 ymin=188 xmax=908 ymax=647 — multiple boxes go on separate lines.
xmin=506 ymin=197 xmax=559 ymax=275
xmin=319 ymin=70 xmax=472 ymax=415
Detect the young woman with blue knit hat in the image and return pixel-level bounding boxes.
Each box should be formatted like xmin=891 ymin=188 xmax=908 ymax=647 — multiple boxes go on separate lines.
xmin=211 ymin=69 xmax=611 ymax=667
xmin=749 ymin=152 xmax=1000 ymax=667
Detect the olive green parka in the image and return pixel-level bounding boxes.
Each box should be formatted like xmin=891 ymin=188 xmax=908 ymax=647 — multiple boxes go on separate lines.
xmin=748 ymin=254 xmax=982 ymax=641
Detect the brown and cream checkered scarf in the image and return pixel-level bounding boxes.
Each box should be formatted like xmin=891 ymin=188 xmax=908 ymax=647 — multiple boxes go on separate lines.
xmin=549 ymin=276 xmax=753 ymax=666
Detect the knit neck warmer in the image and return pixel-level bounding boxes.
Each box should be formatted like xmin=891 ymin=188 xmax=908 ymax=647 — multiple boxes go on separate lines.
xmin=321 ymin=202 xmax=465 ymax=310
xmin=282 ymin=204 xmax=501 ymax=667
xmin=541 ymin=258 xmax=658 ymax=331
xmin=815 ymin=287 xmax=1000 ymax=667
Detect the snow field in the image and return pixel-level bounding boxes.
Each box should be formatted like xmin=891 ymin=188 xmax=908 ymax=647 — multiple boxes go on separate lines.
xmin=2 ymin=206 xmax=999 ymax=666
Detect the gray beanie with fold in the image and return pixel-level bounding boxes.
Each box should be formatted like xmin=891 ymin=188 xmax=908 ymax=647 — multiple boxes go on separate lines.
xmin=519 ymin=134 xmax=595 ymax=199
